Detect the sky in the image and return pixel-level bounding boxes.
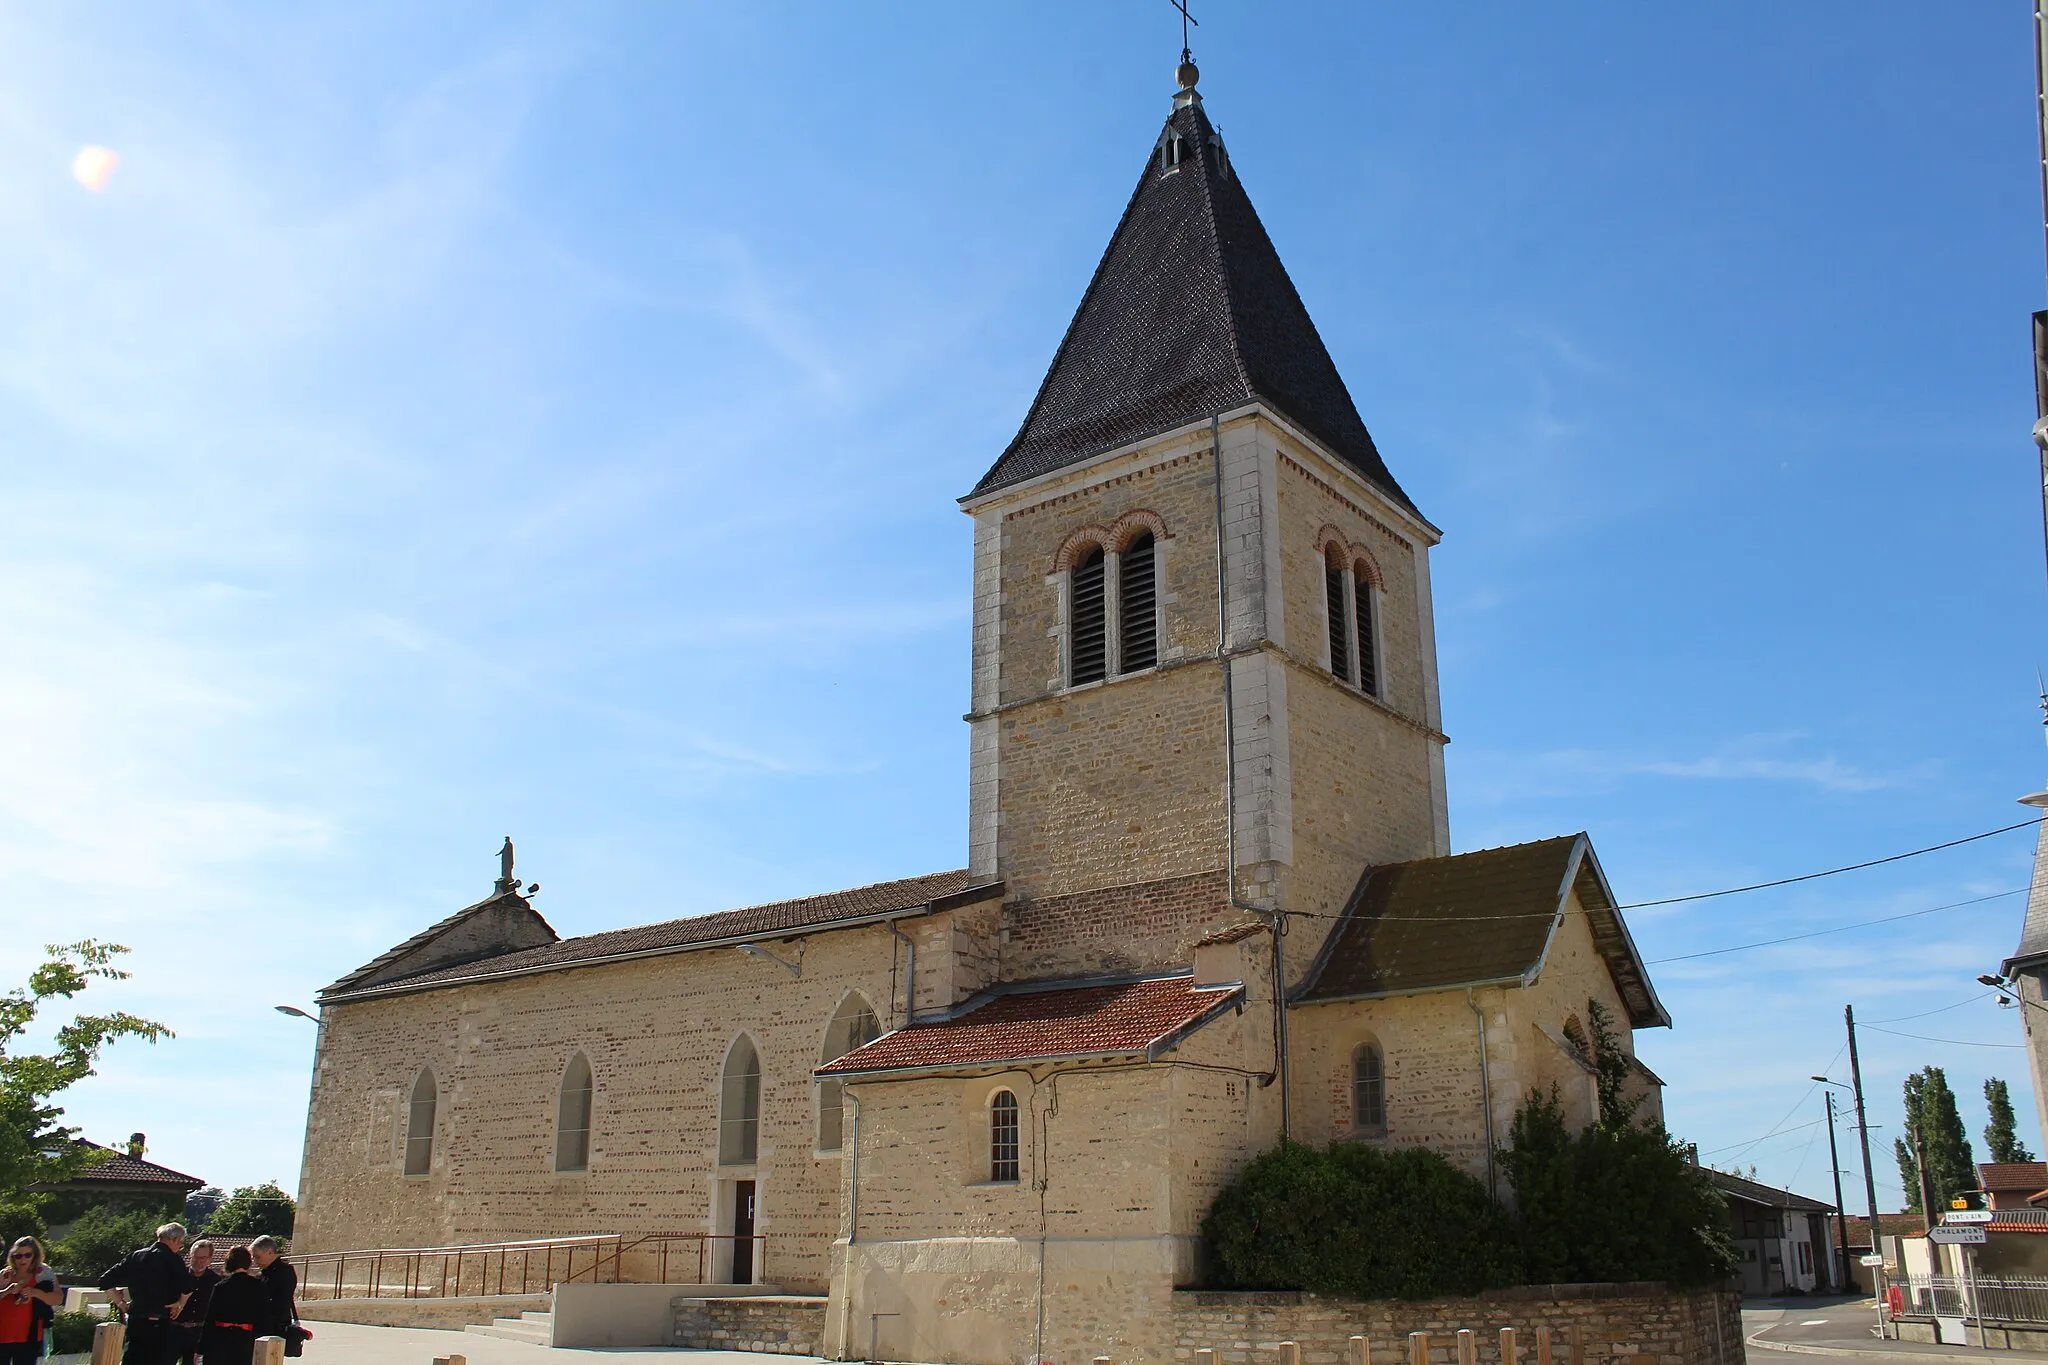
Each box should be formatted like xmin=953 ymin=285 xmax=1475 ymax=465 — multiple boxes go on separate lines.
xmin=2 ymin=2 xmax=2045 ymax=1212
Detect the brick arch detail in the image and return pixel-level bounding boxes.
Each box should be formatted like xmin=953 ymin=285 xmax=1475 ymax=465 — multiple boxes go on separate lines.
xmin=1351 ymin=543 xmax=1386 ymax=590
xmin=1315 ymin=525 xmax=1350 ymax=564
xmin=1052 ymin=524 xmax=1113 ymax=574
xmin=1108 ymin=508 xmax=1170 ymax=552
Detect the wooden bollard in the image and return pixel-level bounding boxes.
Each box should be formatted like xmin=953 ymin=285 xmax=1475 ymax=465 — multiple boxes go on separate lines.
xmin=1457 ymin=1330 xmax=1476 ymax=1365
xmin=254 ymin=1336 xmax=286 ymax=1365
xmin=1500 ymin=1328 xmax=1519 ymax=1365
xmin=1197 ymin=1351 xmax=1217 ymax=1365
xmin=1568 ymin=1327 xmax=1585 ymax=1365
xmin=1534 ymin=1327 xmax=1553 ymax=1365
xmin=1095 ymin=1357 xmax=1112 ymax=1365
xmin=1410 ymin=1331 xmax=1431 ymax=1365
xmin=1350 ymin=1335 xmax=1370 ymax=1365
xmin=90 ymin=1321 xmax=124 ymax=1365
xmin=1280 ymin=1343 xmax=1302 ymax=1365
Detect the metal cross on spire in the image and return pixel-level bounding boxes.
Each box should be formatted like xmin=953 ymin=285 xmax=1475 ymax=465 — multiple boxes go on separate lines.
xmin=1169 ymin=0 xmax=1198 ymax=64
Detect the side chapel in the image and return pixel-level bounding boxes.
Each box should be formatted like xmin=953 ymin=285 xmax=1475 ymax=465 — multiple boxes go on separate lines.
xmin=294 ymin=59 xmax=1671 ymax=1365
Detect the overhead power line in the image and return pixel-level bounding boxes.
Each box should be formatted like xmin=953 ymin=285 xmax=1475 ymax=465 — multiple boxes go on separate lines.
xmin=1859 ymin=1024 xmax=2025 ymax=1050
xmin=1644 ymin=889 xmax=2023 ymax=965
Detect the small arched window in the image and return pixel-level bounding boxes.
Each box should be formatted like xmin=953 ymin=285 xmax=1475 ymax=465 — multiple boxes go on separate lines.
xmin=404 ymin=1067 xmax=437 ymax=1176
xmin=1351 ymin=1042 xmax=1386 ymax=1133
xmin=1070 ymin=546 xmax=1108 ymax=686
xmin=818 ymin=995 xmax=880 ymax=1152
xmin=1325 ymin=547 xmax=1352 ymax=685
xmin=1352 ymin=559 xmax=1378 ymax=696
xmin=1158 ymin=130 xmax=1184 ymax=173
xmin=990 ymin=1090 xmax=1020 ymax=1182
xmin=1118 ymin=531 xmax=1158 ymax=673
xmin=555 ymin=1052 xmax=594 ymax=1173
xmin=719 ymin=1036 xmax=761 ymax=1165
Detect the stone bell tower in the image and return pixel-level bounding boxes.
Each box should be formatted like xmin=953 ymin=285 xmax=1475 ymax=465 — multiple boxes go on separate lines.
xmin=960 ymin=59 xmax=1451 ymax=984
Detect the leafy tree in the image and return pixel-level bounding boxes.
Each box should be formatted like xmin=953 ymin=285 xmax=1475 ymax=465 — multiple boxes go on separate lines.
xmin=184 ymin=1186 xmax=225 ymax=1234
xmin=1201 ymin=1141 xmax=1520 ymax=1299
xmin=1984 ymin=1078 xmax=2036 ymax=1164
xmin=1895 ymin=1067 xmax=1976 ymax=1213
xmin=1500 ymin=1087 xmax=1737 ymax=1288
xmin=52 ymin=1203 xmax=170 ymax=1278
xmin=204 ymin=1182 xmax=295 ymax=1238
xmin=0 ymin=943 xmax=171 ymax=1223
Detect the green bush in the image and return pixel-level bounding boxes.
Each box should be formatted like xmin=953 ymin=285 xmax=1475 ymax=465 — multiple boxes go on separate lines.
xmin=203 ymin=1181 xmax=295 ymax=1238
xmin=1499 ymin=1088 xmax=1737 ymax=1288
xmin=52 ymin=1204 xmax=167 ymax=1279
xmin=1201 ymin=1140 xmax=1520 ymax=1299
xmin=52 ymin=1309 xmax=100 ymax=1354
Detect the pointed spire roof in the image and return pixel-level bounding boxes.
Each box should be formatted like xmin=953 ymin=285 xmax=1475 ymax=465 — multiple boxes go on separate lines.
xmin=972 ymin=69 xmax=1418 ymax=516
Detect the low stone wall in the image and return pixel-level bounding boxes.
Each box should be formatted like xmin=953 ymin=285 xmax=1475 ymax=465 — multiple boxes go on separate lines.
xmin=672 ymin=1294 xmax=828 ymax=1354
xmin=295 ymin=1292 xmax=550 ymax=1331
xmin=1172 ymin=1284 xmax=1744 ymax=1365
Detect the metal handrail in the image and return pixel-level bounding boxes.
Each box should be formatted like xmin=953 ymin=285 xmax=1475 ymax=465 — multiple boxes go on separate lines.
xmin=295 ymin=1232 xmax=770 ymax=1301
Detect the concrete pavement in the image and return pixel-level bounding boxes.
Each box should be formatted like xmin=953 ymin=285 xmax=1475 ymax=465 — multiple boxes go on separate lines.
xmin=293 ymin=1321 xmax=825 ymax=1363
xmin=1745 ymin=1297 xmax=2048 ymax=1363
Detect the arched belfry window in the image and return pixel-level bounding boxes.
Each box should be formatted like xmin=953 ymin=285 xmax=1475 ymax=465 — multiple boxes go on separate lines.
xmin=1325 ymin=547 xmax=1353 ymax=685
xmin=990 ymin=1090 xmax=1020 ymax=1182
xmin=818 ymin=995 xmax=880 ymax=1152
xmin=719 ymin=1036 xmax=761 ymax=1165
xmin=1069 ymin=546 xmax=1109 ymax=686
xmin=1158 ymin=130 xmax=1184 ymax=173
xmin=1352 ymin=558 xmax=1379 ymax=697
xmin=555 ymin=1052 xmax=594 ymax=1173
xmin=1118 ymin=531 xmax=1158 ymax=673
xmin=404 ymin=1067 xmax=437 ymax=1176
xmin=1352 ymin=1042 xmax=1386 ymax=1133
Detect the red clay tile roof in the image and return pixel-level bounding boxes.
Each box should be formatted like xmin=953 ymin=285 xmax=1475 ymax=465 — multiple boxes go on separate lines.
xmin=325 ymin=869 xmax=987 ymax=1001
xmin=1981 ymin=1162 xmax=2048 ymax=1192
xmin=50 ymin=1141 xmax=204 ymax=1191
xmin=817 ymin=975 xmax=1242 ymax=1076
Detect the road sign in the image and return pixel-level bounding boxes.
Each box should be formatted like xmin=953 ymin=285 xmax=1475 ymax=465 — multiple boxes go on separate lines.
xmin=1930 ymin=1225 xmax=1988 ymax=1244
xmin=1945 ymin=1210 xmax=1994 ymax=1224
xmin=1860 ymin=1254 xmax=1886 ymax=1267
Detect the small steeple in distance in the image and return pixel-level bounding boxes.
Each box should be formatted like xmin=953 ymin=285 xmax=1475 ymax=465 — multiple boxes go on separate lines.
xmin=972 ymin=57 xmax=1417 ymax=518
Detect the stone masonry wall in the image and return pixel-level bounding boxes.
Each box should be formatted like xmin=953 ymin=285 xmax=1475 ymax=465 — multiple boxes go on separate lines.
xmin=672 ymin=1295 xmax=825 ymax=1354
xmin=1003 ymin=870 xmax=1231 ymax=983
xmin=1170 ymin=1285 xmax=1744 ymax=1365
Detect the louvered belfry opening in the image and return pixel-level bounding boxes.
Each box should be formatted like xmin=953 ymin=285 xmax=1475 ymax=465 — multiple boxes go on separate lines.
xmin=1118 ymin=532 xmax=1158 ymax=673
xmin=1070 ymin=547 xmax=1109 ymax=685
xmin=1325 ymin=551 xmax=1351 ymax=684
xmin=1353 ymin=565 xmax=1378 ymax=696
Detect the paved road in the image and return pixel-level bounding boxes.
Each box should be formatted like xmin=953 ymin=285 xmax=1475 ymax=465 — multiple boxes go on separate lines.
xmin=1744 ymin=1296 xmax=2048 ymax=1362
xmin=295 ymin=1321 xmax=825 ymax=1363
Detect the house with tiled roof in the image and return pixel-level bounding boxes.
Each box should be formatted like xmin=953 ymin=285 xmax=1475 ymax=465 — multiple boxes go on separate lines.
xmin=36 ymin=1138 xmax=206 ymax=1240
xmin=293 ymin=55 xmax=1677 ymax=1365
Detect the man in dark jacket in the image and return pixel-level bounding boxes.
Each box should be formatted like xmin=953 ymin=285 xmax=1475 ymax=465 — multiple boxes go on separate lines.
xmin=249 ymin=1236 xmax=298 ymax=1349
xmin=169 ymin=1239 xmax=219 ymax=1365
xmin=98 ymin=1223 xmax=196 ymax=1365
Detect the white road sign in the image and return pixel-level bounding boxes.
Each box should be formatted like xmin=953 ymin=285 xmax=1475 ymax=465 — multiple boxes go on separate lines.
xmin=1944 ymin=1210 xmax=1994 ymax=1224
xmin=1929 ymin=1225 xmax=1988 ymax=1244
xmin=1860 ymin=1254 xmax=1885 ymax=1267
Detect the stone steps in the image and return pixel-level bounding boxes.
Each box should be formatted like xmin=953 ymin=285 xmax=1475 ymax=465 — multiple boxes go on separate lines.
xmin=465 ymin=1309 xmax=553 ymax=1345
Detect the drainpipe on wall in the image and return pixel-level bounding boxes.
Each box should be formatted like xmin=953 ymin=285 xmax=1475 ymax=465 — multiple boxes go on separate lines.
xmin=1208 ymin=410 xmax=1290 ymax=1136
xmin=838 ymin=1087 xmax=862 ymax=1360
xmin=886 ymin=921 xmax=916 ymax=1025
xmin=1467 ymin=988 xmax=1496 ymax=1198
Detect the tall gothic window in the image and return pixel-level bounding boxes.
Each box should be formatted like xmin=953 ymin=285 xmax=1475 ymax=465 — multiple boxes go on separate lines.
xmin=818 ymin=995 xmax=880 ymax=1152
xmin=1325 ymin=548 xmax=1352 ymax=684
xmin=1118 ymin=531 xmax=1158 ymax=673
xmin=990 ymin=1090 xmax=1020 ymax=1182
xmin=1070 ymin=547 xmax=1108 ymax=686
xmin=1352 ymin=1042 xmax=1386 ymax=1133
xmin=1352 ymin=560 xmax=1378 ymax=697
xmin=719 ymin=1036 xmax=761 ymax=1165
xmin=404 ymin=1067 xmax=437 ymax=1176
xmin=555 ymin=1052 xmax=593 ymax=1173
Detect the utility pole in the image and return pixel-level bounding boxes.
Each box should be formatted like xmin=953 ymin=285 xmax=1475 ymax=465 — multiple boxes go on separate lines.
xmin=1846 ymin=1006 xmax=1885 ymax=1256
xmin=1824 ymin=1091 xmax=1854 ymax=1291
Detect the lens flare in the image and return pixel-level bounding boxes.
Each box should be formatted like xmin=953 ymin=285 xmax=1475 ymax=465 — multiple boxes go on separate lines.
xmin=71 ymin=146 xmax=119 ymax=193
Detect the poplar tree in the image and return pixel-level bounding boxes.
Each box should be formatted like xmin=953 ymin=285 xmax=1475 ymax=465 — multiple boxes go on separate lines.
xmin=1984 ymin=1078 xmax=2036 ymax=1164
xmin=1893 ymin=1067 xmax=1977 ymax=1212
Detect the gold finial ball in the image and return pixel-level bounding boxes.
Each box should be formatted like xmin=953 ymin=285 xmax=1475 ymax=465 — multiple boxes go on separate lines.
xmin=1176 ymin=59 xmax=1200 ymax=90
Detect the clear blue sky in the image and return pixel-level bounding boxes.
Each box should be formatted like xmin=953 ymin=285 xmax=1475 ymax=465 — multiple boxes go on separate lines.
xmin=2 ymin=3 xmax=2043 ymax=1210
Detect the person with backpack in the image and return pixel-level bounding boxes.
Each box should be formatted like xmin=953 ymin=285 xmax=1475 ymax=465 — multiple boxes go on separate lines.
xmin=0 ymin=1237 xmax=61 ymax=1365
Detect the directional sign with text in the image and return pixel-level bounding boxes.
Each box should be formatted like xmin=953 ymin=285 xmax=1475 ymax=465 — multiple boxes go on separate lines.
xmin=1929 ymin=1225 xmax=1988 ymax=1244
xmin=1944 ymin=1210 xmax=1994 ymax=1224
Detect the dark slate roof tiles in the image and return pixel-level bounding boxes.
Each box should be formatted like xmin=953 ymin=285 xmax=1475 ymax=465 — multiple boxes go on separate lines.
xmin=971 ymin=89 xmax=1417 ymax=517
xmin=323 ymin=869 xmax=983 ymax=1000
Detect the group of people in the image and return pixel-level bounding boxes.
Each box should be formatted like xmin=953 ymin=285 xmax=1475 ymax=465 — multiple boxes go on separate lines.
xmin=0 ymin=1223 xmax=304 ymax=1365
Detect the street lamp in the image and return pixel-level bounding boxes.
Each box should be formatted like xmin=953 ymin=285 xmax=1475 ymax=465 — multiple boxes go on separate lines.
xmin=274 ymin=1005 xmax=317 ymax=1021
xmin=1810 ymin=1078 xmax=1855 ymax=1291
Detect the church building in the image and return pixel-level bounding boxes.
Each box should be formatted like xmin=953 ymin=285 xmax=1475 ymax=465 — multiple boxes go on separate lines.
xmin=294 ymin=58 xmax=1671 ymax=1365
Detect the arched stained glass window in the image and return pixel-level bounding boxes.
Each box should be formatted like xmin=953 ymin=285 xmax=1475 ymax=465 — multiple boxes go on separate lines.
xmin=556 ymin=1052 xmax=593 ymax=1172
xmin=720 ymin=1036 xmax=761 ymax=1165
xmin=405 ymin=1067 xmax=437 ymax=1176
